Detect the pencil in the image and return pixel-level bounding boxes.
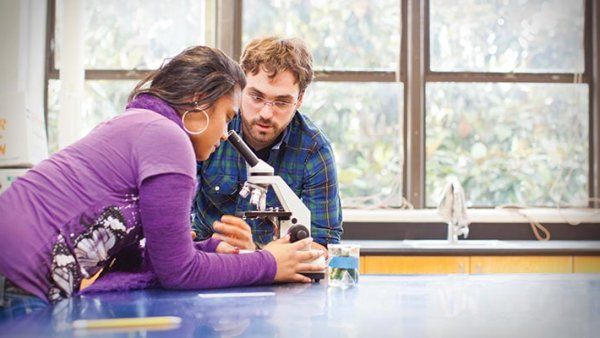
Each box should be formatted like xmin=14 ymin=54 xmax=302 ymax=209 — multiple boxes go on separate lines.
xmin=72 ymin=316 xmax=182 ymax=330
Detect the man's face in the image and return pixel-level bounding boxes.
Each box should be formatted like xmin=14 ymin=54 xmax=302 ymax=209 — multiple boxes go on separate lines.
xmin=240 ymin=68 xmax=303 ymax=150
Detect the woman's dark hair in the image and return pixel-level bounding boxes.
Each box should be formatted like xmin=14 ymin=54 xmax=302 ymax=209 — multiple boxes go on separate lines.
xmin=128 ymin=46 xmax=245 ymax=115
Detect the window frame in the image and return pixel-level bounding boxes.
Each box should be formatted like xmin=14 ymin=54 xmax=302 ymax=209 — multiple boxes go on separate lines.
xmin=229 ymin=0 xmax=407 ymax=207
xmin=229 ymin=0 xmax=599 ymax=210
xmin=44 ymin=0 xmax=600 ymax=218
xmin=43 ymin=0 xmax=211 ymax=132
xmin=419 ymin=0 xmax=596 ymax=209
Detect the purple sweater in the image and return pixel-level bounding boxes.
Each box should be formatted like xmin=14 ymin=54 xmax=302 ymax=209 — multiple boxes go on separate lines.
xmin=0 ymin=94 xmax=276 ymax=303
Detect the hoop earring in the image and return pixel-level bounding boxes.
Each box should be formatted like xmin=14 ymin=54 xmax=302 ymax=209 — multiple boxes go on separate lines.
xmin=182 ymin=109 xmax=209 ymax=135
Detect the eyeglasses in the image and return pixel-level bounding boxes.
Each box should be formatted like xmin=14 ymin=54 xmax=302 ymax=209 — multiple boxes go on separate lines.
xmin=246 ymin=94 xmax=297 ymax=112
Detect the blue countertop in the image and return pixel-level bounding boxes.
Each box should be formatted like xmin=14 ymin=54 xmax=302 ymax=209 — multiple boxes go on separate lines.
xmin=1 ymin=274 xmax=599 ymax=337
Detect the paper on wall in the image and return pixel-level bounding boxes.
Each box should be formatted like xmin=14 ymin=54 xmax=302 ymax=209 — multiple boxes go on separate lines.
xmin=0 ymin=168 xmax=29 ymax=194
xmin=0 ymin=92 xmax=48 ymax=167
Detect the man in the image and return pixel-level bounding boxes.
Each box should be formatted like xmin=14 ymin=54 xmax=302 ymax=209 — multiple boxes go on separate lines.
xmin=192 ymin=37 xmax=342 ymax=253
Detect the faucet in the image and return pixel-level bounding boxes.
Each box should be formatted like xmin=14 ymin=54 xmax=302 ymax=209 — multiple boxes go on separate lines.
xmin=437 ymin=178 xmax=470 ymax=244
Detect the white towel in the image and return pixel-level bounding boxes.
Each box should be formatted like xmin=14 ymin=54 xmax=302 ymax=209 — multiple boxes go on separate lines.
xmin=437 ymin=178 xmax=470 ymax=238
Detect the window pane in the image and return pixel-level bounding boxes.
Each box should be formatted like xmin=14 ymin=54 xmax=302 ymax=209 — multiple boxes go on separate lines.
xmin=47 ymin=80 xmax=137 ymax=153
xmin=47 ymin=80 xmax=60 ymax=154
xmin=426 ymin=83 xmax=588 ymax=207
xmin=242 ymin=0 xmax=400 ymax=71
xmin=430 ymin=0 xmax=584 ymax=73
xmin=55 ymin=0 xmax=205 ymax=69
xmin=302 ymin=82 xmax=404 ymax=207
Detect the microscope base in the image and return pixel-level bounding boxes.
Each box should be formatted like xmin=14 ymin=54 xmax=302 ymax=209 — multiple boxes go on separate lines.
xmin=301 ymin=271 xmax=326 ymax=282
xmin=300 ymin=252 xmax=326 ymax=282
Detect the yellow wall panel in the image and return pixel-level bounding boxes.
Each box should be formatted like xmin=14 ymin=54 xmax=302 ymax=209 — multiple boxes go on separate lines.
xmin=359 ymin=255 xmax=366 ymax=274
xmin=363 ymin=256 xmax=469 ymax=274
xmin=470 ymin=256 xmax=572 ymax=274
xmin=573 ymin=256 xmax=600 ymax=273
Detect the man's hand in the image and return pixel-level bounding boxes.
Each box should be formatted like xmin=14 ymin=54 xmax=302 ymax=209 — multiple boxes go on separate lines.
xmin=215 ymin=241 xmax=240 ymax=254
xmin=211 ymin=215 xmax=255 ymax=250
xmin=263 ymin=236 xmax=325 ymax=283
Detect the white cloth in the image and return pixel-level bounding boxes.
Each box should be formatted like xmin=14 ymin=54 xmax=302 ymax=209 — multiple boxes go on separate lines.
xmin=437 ymin=178 xmax=470 ymax=239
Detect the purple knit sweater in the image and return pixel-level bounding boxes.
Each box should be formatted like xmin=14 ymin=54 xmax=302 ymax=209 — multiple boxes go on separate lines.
xmin=85 ymin=95 xmax=278 ymax=293
xmin=0 ymin=94 xmax=276 ymax=302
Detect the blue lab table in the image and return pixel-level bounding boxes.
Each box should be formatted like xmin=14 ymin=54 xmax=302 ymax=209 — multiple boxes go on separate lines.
xmin=1 ymin=274 xmax=598 ymax=337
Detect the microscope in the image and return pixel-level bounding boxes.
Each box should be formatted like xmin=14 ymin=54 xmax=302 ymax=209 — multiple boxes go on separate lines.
xmin=227 ymin=130 xmax=326 ymax=281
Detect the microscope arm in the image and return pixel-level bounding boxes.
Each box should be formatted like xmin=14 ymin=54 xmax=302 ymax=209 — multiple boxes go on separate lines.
xmin=227 ymin=130 xmax=325 ymax=280
xmin=227 ymin=130 xmax=312 ymax=241
xmin=247 ymin=175 xmax=311 ymax=234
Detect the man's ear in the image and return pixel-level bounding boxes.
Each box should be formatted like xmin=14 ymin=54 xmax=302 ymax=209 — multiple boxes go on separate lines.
xmin=295 ymin=92 xmax=305 ymax=111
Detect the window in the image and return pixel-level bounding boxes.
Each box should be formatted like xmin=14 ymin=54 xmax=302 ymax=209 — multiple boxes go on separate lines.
xmin=46 ymin=0 xmax=598 ymax=212
xmin=235 ymin=0 xmax=596 ymax=209
xmin=426 ymin=82 xmax=588 ymax=207
xmin=242 ymin=0 xmax=404 ymax=208
xmin=429 ymin=0 xmax=584 ymax=73
xmin=47 ymin=0 xmax=207 ymax=152
xmin=303 ymin=82 xmax=403 ymax=207
xmin=426 ymin=0 xmax=589 ymax=207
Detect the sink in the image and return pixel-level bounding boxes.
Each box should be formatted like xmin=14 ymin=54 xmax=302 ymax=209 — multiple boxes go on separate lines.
xmin=401 ymin=240 xmax=514 ymax=248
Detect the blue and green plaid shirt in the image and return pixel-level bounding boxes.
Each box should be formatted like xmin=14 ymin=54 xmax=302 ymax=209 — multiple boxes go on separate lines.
xmin=192 ymin=112 xmax=343 ymax=247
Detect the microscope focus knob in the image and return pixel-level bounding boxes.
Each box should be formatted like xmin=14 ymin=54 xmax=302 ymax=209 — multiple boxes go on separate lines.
xmin=288 ymin=224 xmax=309 ymax=243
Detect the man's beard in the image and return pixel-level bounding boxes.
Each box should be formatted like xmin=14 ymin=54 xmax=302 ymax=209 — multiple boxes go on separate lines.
xmin=249 ymin=118 xmax=281 ymax=142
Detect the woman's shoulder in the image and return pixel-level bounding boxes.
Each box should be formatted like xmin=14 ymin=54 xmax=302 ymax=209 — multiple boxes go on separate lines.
xmin=102 ymin=108 xmax=187 ymax=144
xmin=128 ymin=109 xmax=196 ymax=181
xmin=91 ymin=108 xmax=178 ymax=137
xmin=122 ymin=108 xmax=180 ymax=129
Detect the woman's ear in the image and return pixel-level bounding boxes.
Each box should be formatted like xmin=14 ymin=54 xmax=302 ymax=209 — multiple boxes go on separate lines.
xmin=191 ymin=97 xmax=211 ymax=113
xmin=192 ymin=93 xmax=206 ymax=106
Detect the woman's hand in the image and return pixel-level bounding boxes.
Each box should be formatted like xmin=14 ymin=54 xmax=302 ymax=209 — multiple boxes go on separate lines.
xmin=311 ymin=242 xmax=329 ymax=259
xmin=211 ymin=215 xmax=255 ymax=250
xmin=263 ymin=235 xmax=325 ymax=283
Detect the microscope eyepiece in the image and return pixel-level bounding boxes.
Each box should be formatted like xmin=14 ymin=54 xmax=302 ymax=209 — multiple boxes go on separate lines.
xmin=227 ymin=130 xmax=259 ymax=167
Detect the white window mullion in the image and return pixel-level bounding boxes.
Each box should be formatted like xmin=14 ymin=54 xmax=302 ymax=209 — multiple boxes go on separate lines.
xmin=58 ymin=0 xmax=84 ymax=149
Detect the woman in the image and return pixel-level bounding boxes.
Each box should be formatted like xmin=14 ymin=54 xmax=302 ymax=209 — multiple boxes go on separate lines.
xmin=0 ymin=46 xmax=323 ymax=314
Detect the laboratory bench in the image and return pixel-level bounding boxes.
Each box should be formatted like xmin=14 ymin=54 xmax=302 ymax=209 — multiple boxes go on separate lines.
xmin=344 ymin=240 xmax=600 ymax=275
xmin=0 ymin=274 xmax=598 ymax=337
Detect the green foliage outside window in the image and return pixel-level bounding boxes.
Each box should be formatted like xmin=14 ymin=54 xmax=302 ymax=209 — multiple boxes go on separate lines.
xmin=47 ymin=0 xmax=590 ymax=208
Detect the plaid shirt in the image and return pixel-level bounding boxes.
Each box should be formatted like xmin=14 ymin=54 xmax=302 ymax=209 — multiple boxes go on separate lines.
xmin=192 ymin=112 xmax=343 ymax=247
